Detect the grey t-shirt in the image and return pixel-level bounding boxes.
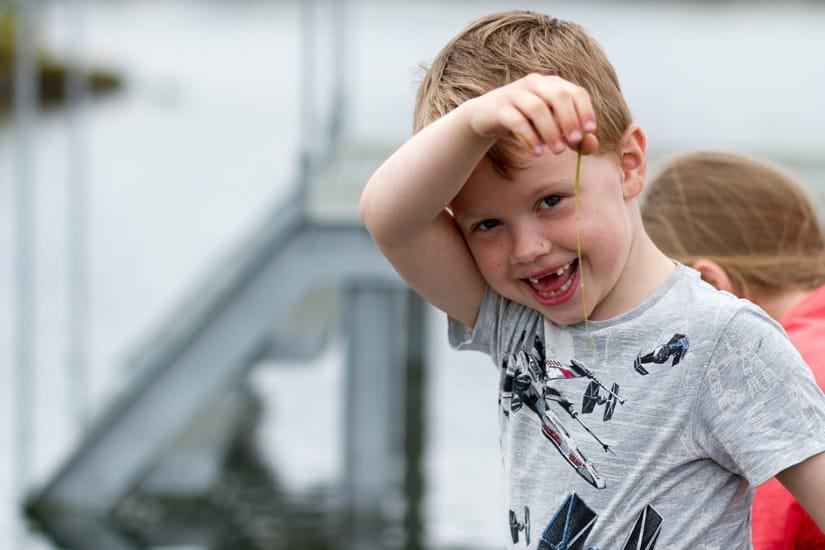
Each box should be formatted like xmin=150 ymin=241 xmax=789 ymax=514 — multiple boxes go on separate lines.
xmin=449 ymin=264 xmax=825 ymax=549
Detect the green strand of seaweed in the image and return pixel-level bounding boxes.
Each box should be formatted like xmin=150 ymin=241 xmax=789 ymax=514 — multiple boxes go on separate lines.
xmin=574 ymin=144 xmax=598 ymax=360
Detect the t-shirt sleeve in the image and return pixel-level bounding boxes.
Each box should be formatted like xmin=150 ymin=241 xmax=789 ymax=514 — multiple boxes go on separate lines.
xmin=448 ymin=285 xmax=503 ymax=359
xmin=692 ymin=306 xmax=825 ymax=486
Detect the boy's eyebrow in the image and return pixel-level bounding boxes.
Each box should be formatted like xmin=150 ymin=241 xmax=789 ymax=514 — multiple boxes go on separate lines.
xmin=453 ymin=178 xmax=571 ymax=223
xmin=533 ymin=177 xmax=569 ymax=191
xmin=524 ymin=176 xmax=573 ymax=199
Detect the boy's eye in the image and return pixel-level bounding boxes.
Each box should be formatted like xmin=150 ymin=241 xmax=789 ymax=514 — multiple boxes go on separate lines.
xmin=474 ymin=219 xmax=501 ymax=232
xmin=539 ymin=195 xmax=562 ymax=209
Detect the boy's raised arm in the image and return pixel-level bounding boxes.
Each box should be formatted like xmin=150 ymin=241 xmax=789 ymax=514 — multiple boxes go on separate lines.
xmin=359 ymin=101 xmax=492 ymax=327
xmin=359 ymin=74 xmax=597 ymax=327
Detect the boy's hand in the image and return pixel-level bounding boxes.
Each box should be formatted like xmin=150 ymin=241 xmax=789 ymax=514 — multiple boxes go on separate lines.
xmin=464 ymin=73 xmax=599 ymax=155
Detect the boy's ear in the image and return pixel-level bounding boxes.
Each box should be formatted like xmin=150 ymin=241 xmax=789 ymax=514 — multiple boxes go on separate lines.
xmin=619 ymin=123 xmax=646 ymax=200
xmin=692 ymin=259 xmax=735 ymax=293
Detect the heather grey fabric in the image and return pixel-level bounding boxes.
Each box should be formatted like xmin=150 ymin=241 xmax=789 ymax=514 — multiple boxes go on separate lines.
xmin=449 ymin=263 xmax=825 ymax=549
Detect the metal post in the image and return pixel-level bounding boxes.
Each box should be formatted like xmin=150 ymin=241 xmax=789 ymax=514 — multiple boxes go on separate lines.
xmin=341 ymin=283 xmax=407 ymax=549
xmin=328 ymin=0 xmax=347 ymax=146
xmin=13 ymin=0 xmax=39 ymax=548
xmin=66 ymin=0 xmax=91 ymax=430
xmin=297 ymin=0 xmax=318 ymax=204
xmin=402 ymin=291 xmax=426 ymax=550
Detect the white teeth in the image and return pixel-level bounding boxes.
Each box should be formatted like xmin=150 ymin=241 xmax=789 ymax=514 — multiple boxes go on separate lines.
xmin=537 ymin=276 xmax=574 ymax=298
xmin=528 ymin=261 xmax=573 ymax=283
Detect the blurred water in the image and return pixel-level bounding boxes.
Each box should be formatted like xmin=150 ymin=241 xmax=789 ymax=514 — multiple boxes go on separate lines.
xmin=1 ymin=1 xmax=306 ymax=547
xmin=2 ymin=1 xmax=825 ymax=549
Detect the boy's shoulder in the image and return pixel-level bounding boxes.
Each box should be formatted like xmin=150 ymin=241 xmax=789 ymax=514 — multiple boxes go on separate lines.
xmin=646 ymin=264 xmax=792 ymax=375
xmin=635 ymin=263 xmax=785 ymax=355
xmin=668 ymin=263 xmax=778 ymax=332
xmin=667 ymin=263 xmax=742 ymax=312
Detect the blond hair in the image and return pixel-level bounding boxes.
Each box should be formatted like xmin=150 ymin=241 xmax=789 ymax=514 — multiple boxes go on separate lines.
xmin=642 ymin=150 xmax=825 ymax=295
xmin=413 ymin=10 xmax=632 ymax=177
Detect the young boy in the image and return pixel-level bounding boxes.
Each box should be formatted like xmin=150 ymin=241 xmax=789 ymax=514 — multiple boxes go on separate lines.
xmin=359 ymin=10 xmax=825 ymax=548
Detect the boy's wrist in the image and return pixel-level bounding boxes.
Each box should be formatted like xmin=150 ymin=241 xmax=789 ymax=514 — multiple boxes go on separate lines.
xmin=452 ymin=98 xmax=498 ymax=150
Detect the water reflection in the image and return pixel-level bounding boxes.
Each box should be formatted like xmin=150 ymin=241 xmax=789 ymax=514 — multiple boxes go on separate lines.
xmin=113 ymin=394 xmax=336 ymax=549
xmin=105 ymin=369 xmax=426 ymax=550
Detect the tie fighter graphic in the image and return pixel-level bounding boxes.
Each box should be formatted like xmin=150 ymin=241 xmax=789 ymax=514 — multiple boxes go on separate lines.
xmin=509 ymin=506 xmax=531 ymax=546
xmin=621 ymin=505 xmax=662 ymax=550
xmin=532 ymin=494 xmax=663 ymax=550
xmin=537 ymin=493 xmax=597 ymax=550
xmin=633 ymin=334 xmax=689 ymax=375
xmin=576 ymin=358 xmax=623 ymax=422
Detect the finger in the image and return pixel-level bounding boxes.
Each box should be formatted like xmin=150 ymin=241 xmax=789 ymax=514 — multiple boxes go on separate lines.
xmin=512 ymin=92 xmax=565 ymax=154
xmin=570 ymin=86 xmax=598 ymax=135
xmin=580 ymin=133 xmax=600 ymax=155
xmin=532 ymin=79 xmax=585 ymax=151
xmin=501 ymin=105 xmax=543 ymax=156
xmin=531 ymin=77 xmax=597 ymax=149
xmin=551 ymin=93 xmax=584 ymax=151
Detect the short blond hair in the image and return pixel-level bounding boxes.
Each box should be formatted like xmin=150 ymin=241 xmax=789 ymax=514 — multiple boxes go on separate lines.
xmin=643 ymin=150 xmax=825 ymax=295
xmin=413 ymin=10 xmax=632 ymax=177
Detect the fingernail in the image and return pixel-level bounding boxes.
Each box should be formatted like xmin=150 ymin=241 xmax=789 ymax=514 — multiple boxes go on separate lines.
xmin=584 ymin=121 xmax=597 ymax=132
xmin=551 ymin=141 xmax=566 ymax=154
xmin=515 ymin=132 xmax=530 ymax=149
xmin=568 ymin=130 xmax=582 ymax=143
xmin=533 ymin=144 xmax=544 ymax=156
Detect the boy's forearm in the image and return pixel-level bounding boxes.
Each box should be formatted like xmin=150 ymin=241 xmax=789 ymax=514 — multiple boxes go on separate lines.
xmin=360 ymin=100 xmax=494 ymax=246
xmin=777 ymin=450 xmax=825 ymax=530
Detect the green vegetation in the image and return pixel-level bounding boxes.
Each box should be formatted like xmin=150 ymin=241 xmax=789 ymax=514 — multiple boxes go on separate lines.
xmin=0 ymin=9 xmax=121 ymax=118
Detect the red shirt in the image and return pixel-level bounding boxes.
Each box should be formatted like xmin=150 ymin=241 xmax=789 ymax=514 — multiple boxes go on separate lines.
xmin=751 ymin=284 xmax=825 ymax=550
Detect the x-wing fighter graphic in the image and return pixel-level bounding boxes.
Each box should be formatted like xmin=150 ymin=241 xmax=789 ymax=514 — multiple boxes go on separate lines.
xmin=501 ymin=333 xmax=624 ymax=489
xmin=633 ymin=334 xmax=689 ymax=376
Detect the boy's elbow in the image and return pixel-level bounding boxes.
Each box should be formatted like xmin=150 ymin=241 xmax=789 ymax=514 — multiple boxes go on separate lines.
xmin=359 ymin=179 xmax=385 ymax=243
xmin=360 ymin=172 xmax=423 ymax=248
xmin=358 ymin=183 xmax=377 ymax=233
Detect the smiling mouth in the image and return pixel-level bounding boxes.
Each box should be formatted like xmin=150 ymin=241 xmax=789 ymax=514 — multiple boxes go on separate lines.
xmin=524 ymin=258 xmax=579 ymax=300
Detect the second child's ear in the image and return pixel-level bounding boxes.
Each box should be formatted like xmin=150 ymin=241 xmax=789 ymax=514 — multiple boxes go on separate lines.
xmin=619 ymin=123 xmax=646 ymax=200
xmin=692 ymin=259 xmax=736 ymax=294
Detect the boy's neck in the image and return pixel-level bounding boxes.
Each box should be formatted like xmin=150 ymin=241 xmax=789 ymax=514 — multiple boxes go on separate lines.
xmin=590 ymin=227 xmax=676 ymax=322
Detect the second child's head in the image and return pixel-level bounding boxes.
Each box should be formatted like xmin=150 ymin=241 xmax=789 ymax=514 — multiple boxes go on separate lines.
xmin=643 ymin=151 xmax=825 ymax=317
xmin=415 ymin=10 xmax=657 ymax=324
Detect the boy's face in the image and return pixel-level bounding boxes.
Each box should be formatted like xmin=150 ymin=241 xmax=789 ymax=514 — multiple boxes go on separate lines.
xmin=452 ymin=146 xmax=644 ymax=326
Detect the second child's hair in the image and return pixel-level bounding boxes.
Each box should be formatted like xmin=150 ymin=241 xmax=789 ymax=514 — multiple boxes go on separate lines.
xmin=642 ymin=150 xmax=825 ymax=295
xmin=413 ymin=10 xmax=632 ymax=177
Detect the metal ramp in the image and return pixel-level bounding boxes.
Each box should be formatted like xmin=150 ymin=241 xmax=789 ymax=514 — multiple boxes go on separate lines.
xmin=24 ymin=142 xmax=423 ymax=549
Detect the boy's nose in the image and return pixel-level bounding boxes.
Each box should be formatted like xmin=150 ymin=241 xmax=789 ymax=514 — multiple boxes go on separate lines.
xmin=510 ymin=224 xmax=551 ymax=264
